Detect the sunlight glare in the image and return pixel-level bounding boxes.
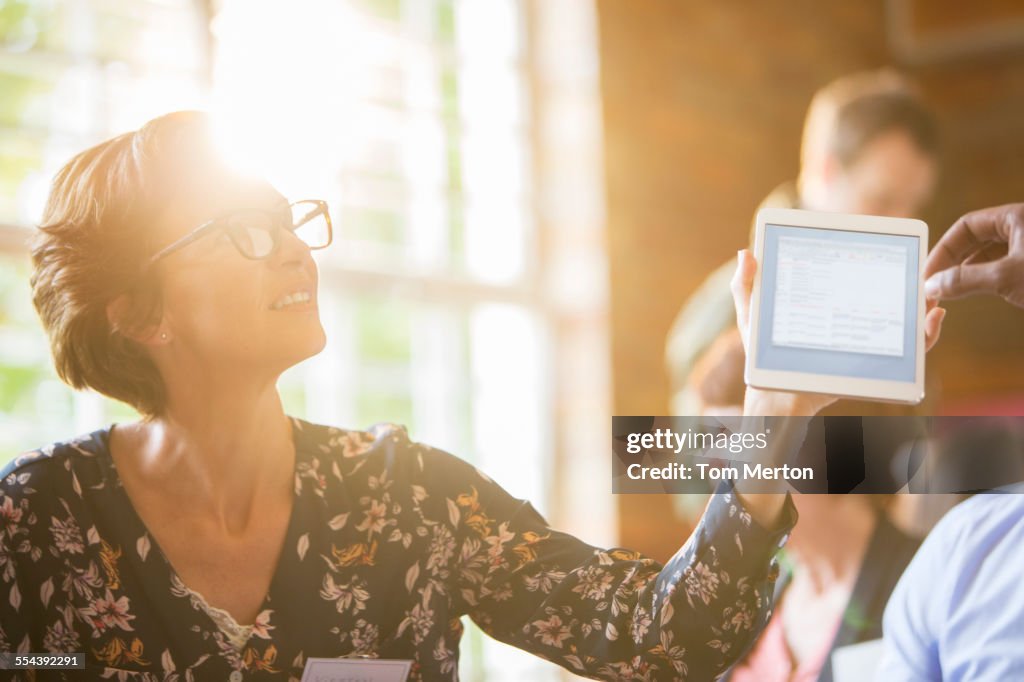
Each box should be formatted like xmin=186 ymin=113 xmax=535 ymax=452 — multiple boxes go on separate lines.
xmin=210 ymin=0 xmax=370 ymax=198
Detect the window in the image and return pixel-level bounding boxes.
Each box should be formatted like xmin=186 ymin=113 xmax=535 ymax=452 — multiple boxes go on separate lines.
xmin=0 ymin=0 xmax=207 ymax=449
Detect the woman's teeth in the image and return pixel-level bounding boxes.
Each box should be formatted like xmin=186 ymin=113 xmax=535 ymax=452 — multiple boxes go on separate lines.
xmin=271 ymin=291 xmax=312 ymax=310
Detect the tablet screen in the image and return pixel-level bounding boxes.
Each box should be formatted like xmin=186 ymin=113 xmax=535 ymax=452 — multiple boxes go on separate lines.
xmin=756 ymin=224 xmax=920 ymax=382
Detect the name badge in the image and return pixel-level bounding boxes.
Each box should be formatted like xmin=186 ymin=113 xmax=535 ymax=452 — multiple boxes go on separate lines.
xmin=300 ymin=657 xmax=413 ymax=682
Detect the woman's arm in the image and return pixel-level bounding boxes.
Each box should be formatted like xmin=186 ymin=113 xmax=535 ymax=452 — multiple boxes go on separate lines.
xmin=441 ymin=248 xmax=942 ymax=678
xmin=725 ymin=250 xmax=827 ymax=529
xmin=445 ymin=455 xmax=795 ymax=680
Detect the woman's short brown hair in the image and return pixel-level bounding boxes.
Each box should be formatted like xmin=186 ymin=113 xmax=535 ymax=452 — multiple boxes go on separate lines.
xmin=30 ymin=111 xmax=215 ymax=417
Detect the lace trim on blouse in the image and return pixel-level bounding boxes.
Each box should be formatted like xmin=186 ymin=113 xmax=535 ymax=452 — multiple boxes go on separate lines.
xmin=184 ymin=585 xmax=253 ymax=652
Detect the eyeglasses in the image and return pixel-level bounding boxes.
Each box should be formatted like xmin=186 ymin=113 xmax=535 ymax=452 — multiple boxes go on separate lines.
xmin=148 ymin=199 xmax=333 ymax=265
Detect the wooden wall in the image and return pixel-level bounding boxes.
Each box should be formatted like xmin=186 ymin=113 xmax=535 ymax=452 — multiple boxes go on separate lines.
xmin=595 ymin=0 xmax=1024 ymax=559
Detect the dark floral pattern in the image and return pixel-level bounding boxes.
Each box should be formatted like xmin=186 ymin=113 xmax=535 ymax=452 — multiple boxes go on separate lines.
xmin=0 ymin=420 xmax=795 ymax=680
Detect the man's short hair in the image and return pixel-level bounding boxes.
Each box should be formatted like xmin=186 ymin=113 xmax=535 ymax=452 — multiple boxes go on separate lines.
xmin=801 ymin=69 xmax=939 ymax=173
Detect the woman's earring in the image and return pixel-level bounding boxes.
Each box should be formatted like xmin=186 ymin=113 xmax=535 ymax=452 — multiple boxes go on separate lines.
xmin=160 ymin=332 xmax=169 ymax=341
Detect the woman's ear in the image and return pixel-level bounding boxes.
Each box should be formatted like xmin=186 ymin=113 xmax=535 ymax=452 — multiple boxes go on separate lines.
xmin=106 ymin=294 xmax=168 ymax=346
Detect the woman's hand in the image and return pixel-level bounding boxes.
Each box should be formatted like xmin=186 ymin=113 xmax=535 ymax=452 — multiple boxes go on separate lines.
xmin=730 ymin=249 xmax=946 ymax=417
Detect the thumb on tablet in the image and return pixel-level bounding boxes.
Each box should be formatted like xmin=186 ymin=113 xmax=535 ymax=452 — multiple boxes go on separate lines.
xmin=924 ymin=305 xmax=946 ymax=352
xmin=731 ymin=249 xmax=756 ymax=351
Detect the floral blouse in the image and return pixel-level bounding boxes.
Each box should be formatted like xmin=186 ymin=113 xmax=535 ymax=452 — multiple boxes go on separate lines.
xmin=0 ymin=419 xmax=795 ymax=681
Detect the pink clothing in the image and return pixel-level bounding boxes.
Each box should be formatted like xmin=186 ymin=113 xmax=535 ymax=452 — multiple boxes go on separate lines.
xmin=728 ymin=604 xmax=838 ymax=682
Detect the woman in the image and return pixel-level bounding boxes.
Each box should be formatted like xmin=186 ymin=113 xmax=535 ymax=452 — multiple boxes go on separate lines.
xmin=0 ymin=112 xmax=942 ymax=680
xmin=725 ymin=495 xmax=920 ymax=682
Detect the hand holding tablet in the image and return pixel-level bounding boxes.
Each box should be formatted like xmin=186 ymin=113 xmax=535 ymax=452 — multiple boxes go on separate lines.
xmin=735 ymin=208 xmax=945 ymax=406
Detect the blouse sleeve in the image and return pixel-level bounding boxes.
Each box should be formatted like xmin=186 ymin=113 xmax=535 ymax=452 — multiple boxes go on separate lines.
xmin=0 ymin=466 xmax=44 ymax=666
xmin=447 ymin=461 xmax=796 ymax=680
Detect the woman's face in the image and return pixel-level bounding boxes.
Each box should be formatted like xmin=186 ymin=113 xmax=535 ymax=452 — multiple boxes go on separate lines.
xmin=149 ymin=175 xmax=327 ymax=380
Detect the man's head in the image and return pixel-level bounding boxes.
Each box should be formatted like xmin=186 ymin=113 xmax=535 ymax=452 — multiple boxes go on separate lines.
xmin=798 ymin=69 xmax=939 ymax=218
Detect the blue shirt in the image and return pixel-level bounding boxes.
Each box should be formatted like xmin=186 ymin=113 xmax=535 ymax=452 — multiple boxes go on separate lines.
xmin=879 ymin=493 xmax=1024 ymax=681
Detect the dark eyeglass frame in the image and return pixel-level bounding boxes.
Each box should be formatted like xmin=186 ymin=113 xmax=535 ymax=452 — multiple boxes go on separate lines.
xmin=147 ymin=199 xmax=333 ymax=265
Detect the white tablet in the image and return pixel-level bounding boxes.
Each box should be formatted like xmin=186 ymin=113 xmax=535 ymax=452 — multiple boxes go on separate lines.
xmin=746 ymin=208 xmax=928 ymax=404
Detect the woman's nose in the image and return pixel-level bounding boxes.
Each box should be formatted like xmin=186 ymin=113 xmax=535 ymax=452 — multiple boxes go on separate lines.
xmin=272 ymin=226 xmax=312 ymax=267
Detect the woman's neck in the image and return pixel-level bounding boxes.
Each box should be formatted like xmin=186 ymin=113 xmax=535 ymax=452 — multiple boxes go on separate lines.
xmin=118 ymin=377 xmax=294 ymax=534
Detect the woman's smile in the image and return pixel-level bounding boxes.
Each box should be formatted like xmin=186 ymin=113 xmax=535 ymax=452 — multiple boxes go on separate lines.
xmin=269 ymin=288 xmax=316 ymax=312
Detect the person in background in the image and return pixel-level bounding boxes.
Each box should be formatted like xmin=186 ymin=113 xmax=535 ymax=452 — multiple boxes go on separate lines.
xmin=683 ymin=327 xmax=922 ymax=682
xmin=666 ymin=71 xmax=942 ymax=680
xmin=879 ymin=203 xmax=1024 ymax=681
xmin=667 ymin=68 xmax=939 ymax=414
xmin=729 ymin=493 xmax=918 ymax=682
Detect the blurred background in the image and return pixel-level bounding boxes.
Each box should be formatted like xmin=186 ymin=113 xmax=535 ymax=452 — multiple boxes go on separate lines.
xmin=1 ymin=0 xmax=1023 ymax=679
xmin=606 ymin=0 xmax=1024 ymax=568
